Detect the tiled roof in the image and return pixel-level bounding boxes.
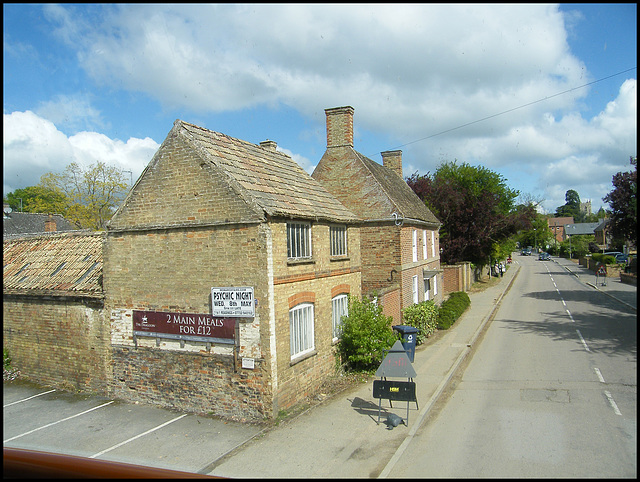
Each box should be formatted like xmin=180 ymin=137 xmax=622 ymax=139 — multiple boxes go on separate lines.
xmin=565 ymin=222 xmax=601 ymax=236
xmin=3 ymin=212 xmax=81 ymax=239
xmin=178 ymin=121 xmax=358 ymax=223
xmin=3 ymin=232 xmax=104 ymax=298
xmin=355 ymin=152 xmax=441 ymax=226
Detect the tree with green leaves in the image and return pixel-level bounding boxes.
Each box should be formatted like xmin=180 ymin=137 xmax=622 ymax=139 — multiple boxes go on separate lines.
xmin=555 ymin=189 xmax=584 ymax=222
xmin=603 ymin=157 xmax=637 ymax=244
xmin=4 ymin=185 xmax=70 ymax=215
xmin=407 ymin=161 xmax=535 ymax=267
xmin=39 ymin=161 xmax=130 ymax=230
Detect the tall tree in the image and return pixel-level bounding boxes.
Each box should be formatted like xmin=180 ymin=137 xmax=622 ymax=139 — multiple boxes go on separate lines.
xmin=555 ymin=189 xmax=582 ymax=221
xmin=39 ymin=161 xmax=130 ymax=230
xmin=407 ymin=161 xmax=534 ymax=266
xmin=603 ymin=157 xmax=637 ymax=243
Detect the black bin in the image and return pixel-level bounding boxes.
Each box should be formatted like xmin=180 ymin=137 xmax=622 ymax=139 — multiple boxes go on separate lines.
xmin=392 ymin=325 xmax=419 ymax=363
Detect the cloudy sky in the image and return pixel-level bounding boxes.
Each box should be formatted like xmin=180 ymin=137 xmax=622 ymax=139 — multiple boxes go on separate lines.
xmin=3 ymin=4 xmax=637 ymax=214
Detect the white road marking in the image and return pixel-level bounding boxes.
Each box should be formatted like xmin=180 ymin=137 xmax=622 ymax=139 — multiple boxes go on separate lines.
xmin=576 ymin=329 xmax=591 ymax=352
xmin=89 ymin=413 xmax=188 ymax=459
xmin=604 ymin=391 xmax=622 ymax=416
xmin=594 ymin=367 xmax=605 ymax=383
xmin=3 ymin=389 xmax=56 ymax=408
xmin=3 ymin=401 xmax=114 ymax=443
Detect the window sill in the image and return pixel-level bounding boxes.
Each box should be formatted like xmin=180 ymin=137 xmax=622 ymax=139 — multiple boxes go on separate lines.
xmin=287 ymin=258 xmax=316 ymax=266
xmin=330 ymin=256 xmax=350 ymax=262
xmin=290 ymin=349 xmax=317 ymax=366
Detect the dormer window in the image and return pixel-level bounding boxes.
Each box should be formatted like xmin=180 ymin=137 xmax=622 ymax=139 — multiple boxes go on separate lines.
xmin=287 ymin=222 xmax=312 ymax=259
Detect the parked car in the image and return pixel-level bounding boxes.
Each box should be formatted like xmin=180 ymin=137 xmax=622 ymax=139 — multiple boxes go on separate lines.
xmin=538 ymin=252 xmax=551 ymax=261
xmin=604 ymin=252 xmax=627 ymax=264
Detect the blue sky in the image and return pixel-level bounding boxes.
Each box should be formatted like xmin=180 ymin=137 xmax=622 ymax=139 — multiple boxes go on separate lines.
xmin=3 ymin=4 xmax=637 ymax=214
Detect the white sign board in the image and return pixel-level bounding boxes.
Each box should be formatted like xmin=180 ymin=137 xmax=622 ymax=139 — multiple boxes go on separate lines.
xmin=211 ymin=287 xmax=254 ymax=317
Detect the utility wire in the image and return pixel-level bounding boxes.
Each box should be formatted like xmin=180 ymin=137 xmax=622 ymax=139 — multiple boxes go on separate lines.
xmin=375 ymin=67 xmax=637 ymax=155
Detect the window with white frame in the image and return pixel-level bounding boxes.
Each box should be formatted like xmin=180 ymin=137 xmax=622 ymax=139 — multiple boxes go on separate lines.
xmin=433 ymin=274 xmax=438 ymax=296
xmin=412 ymin=229 xmax=418 ymax=262
xmin=332 ymin=294 xmax=349 ymax=341
xmin=431 ymin=232 xmax=436 ymax=258
xmin=287 ymin=222 xmax=312 ymax=259
xmin=423 ymin=229 xmax=428 ymax=259
xmin=330 ymin=225 xmax=347 ymax=257
xmin=290 ymin=303 xmax=314 ymax=358
xmin=412 ymin=275 xmax=419 ymax=304
xmin=424 ymin=277 xmax=431 ymax=301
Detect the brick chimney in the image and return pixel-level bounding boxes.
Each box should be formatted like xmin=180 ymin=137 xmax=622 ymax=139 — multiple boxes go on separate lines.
xmin=45 ymin=214 xmax=57 ymax=232
xmin=381 ymin=150 xmax=403 ymax=178
xmin=260 ymin=140 xmax=277 ymax=151
xmin=325 ymin=106 xmax=354 ymax=148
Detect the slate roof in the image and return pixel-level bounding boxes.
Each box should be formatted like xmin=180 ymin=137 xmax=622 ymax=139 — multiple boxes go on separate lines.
xmin=564 ymin=222 xmax=601 ymax=236
xmin=3 ymin=211 xmax=81 ymax=239
xmin=178 ymin=120 xmax=359 ymax=223
xmin=3 ymin=232 xmax=104 ymax=298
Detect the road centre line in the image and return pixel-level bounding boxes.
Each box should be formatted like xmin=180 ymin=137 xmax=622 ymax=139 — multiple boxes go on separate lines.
xmin=594 ymin=367 xmax=605 ymax=383
xmin=90 ymin=413 xmax=188 ymax=459
xmin=3 ymin=389 xmax=56 ymax=408
xmin=576 ymin=329 xmax=591 ymax=352
xmin=604 ymin=391 xmax=622 ymax=416
xmin=3 ymin=401 xmax=114 ymax=443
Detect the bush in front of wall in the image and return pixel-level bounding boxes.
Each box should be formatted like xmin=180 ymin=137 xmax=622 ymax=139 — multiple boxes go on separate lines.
xmin=337 ymin=296 xmax=397 ymax=372
xmin=401 ymin=300 xmax=439 ymax=344
xmin=437 ymin=291 xmax=471 ymax=330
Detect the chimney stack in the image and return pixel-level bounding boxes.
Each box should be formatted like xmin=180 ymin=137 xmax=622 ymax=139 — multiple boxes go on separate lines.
xmin=260 ymin=140 xmax=277 ymax=151
xmin=381 ymin=150 xmax=403 ymax=178
xmin=45 ymin=214 xmax=57 ymax=232
xmin=325 ymin=106 xmax=354 ymax=148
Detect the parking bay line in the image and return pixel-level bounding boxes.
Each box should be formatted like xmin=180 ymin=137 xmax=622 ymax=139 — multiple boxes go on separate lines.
xmin=3 ymin=401 xmax=114 ymax=443
xmin=89 ymin=413 xmax=188 ymax=459
xmin=3 ymin=389 xmax=56 ymax=408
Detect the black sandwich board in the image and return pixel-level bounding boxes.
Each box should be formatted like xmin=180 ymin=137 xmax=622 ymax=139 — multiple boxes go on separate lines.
xmin=374 ymin=340 xmax=418 ymax=425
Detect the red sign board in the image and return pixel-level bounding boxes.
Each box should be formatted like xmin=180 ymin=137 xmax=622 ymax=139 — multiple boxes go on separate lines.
xmin=133 ymin=310 xmax=235 ymax=341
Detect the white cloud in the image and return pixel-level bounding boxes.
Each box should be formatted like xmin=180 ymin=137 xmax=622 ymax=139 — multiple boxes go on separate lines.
xmin=3 ymin=111 xmax=159 ymax=196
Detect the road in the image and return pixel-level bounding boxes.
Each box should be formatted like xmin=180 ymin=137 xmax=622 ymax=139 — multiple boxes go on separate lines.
xmin=388 ymin=255 xmax=637 ymax=477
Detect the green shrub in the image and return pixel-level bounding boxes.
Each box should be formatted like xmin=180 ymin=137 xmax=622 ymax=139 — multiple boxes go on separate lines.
xmin=401 ymin=300 xmax=438 ymax=344
xmin=437 ymin=291 xmax=470 ymax=330
xmin=337 ymin=296 xmax=397 ymax=372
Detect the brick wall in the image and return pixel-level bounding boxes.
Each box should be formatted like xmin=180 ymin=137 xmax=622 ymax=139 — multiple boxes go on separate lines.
xmin=3 ymin=295 xmax=108 ymax=393
xmin=442 ymin=262 xmax=473 ymax=294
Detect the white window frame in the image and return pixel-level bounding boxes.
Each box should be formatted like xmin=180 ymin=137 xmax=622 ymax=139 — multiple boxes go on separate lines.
xmin=412 ymin=229 xmax=418 ymax=262
xmin=433 ymin=273 xmax=438 ymax=296
xmin=424 ymin=277 xmax=431 ymax=301
xmin=412 ymin=275 xmax=419 ymax=304
xmin=423 ymin=229 xmax=428 ymax=259
xmin=431 ymin=232 xmax=436 ymax=258
xmin=290 ymin=303 xmax=315 ymax=359
xmin=330 ymin=225 xmax=348 ymax=257
xmin=331 ymin=294 xmax=349 ymax=341
xmin=287 ymin=222 xmax=312 ymax=260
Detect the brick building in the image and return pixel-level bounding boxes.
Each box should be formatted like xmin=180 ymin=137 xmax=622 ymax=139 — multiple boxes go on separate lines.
xmin=3 ymin=232 xmax=108 ymax=392
xmin=104 ymin=120 xmax=361 ymax=421
xmin=548 ymin=216 xmax=574 ymax=244
xmin=312 ymin=106 xmax=442 ymax=324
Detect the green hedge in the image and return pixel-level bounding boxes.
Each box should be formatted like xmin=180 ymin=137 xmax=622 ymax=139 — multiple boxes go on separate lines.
xmin=437 ymin=291 xmax=470 ymax=330
xmin=401 ymin=300 xmax=438 ymax=345
xmin=591 ymin=253 xmax=617 ymax=264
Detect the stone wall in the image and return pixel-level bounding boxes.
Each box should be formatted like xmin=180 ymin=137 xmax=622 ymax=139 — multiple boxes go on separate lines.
xmin=3 ymin=295 xmax=108 ymax=393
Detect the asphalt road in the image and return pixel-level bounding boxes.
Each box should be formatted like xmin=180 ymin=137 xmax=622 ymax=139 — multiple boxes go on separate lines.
xmin=388 ymin=255 xmax=637 ymax=477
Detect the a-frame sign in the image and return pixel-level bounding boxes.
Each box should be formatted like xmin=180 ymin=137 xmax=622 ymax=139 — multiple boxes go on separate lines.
xmin=373 ymin=340 xmax=419 ymax=425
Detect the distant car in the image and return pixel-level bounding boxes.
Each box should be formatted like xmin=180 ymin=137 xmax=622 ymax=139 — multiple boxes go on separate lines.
xmin=538 ymin=252 xmax=550 ymax=261
xmin=521 ymin=248 xmax=531 ymax=256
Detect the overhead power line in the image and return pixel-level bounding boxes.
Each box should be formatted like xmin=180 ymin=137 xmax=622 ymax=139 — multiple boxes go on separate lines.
xmin=378 ymin=67 xmax=637 ymax=155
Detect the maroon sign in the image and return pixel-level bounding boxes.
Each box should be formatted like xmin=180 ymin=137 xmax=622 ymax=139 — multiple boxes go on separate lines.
xmin=133 ymin=310 xmax=235 ymax=341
